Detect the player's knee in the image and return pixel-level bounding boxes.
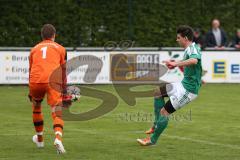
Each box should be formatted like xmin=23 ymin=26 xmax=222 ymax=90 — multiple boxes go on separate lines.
xmin=163 ymin=100 xmax=176 ymax=115
xmin=52 ymin=106 xmax=62 ymax=118
xmin=29 ymin=95 xmax=42 ymax=107
xmin=32 ymin=100 xmax=42 ymax=107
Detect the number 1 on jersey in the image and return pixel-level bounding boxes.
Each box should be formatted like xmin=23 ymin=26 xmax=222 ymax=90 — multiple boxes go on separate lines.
xmin=41 ymin=46 xmax=47 ymax=59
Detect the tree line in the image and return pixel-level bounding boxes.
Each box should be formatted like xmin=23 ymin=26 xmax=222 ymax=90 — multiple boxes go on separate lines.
xmin=0 ymin=0 xmax=239 ymax=47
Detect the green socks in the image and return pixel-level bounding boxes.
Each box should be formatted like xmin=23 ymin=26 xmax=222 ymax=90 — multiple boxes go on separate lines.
xmin=151 ymin=115 xmax=169 ymax=144
xmin=151 ymin=98 xmax=169 ymax=144
xmin=153 ymin=98 xmax=165 ymax=127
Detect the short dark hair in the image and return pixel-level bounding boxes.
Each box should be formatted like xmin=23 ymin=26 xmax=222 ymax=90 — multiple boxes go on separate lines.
xmin=177 ymin=25 xmax=194 ymax=41
xmin=41 ymin=24 xmax=56 ymax=40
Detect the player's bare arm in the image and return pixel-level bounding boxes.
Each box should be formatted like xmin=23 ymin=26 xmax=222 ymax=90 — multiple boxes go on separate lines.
xmin=164 ymin=58 xmax=198 ymax=69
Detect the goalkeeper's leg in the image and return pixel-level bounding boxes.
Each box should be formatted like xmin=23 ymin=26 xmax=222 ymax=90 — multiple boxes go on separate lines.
xmin=32 ymin=101 xmax=44 ymax=147
xmin=51 ymin=105 xmax=64 ymax=142
xmin=48 ymin=86 xmax=66 ymax=154
xmin=29 ymin=84 xmax=46 ymax=148
xmin=51 ymin=105 xmax=66 ymax=154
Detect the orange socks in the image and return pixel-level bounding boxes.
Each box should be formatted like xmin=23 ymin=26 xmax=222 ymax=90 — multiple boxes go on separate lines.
xmin=53 ymin=117 xmax=64 ymax=141
xmin=32 ymin=105 xmax=44 ymax=142
xmin=32 ymin=105 xmax=64 ymax=142
xmin=52 ymin=106 xmax=64 ymax=141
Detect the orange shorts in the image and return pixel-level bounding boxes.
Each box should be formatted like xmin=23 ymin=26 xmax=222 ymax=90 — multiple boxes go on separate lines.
xmin=29 ymin=83 xmax=62 ymax=106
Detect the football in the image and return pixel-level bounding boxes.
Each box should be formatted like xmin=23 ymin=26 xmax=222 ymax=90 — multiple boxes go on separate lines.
xmin=66 ymin=85 xmax=81 ymax=102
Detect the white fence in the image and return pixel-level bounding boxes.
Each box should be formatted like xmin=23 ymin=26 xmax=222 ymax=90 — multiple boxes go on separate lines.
xmin=0 ymin=49 xmax=240 ymax=84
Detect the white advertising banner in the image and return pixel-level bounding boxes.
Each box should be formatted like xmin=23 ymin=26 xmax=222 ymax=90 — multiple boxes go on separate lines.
xmin=67 ymin=52 xmax=110 ymax=84
xmin=109 ymin=51 xmax=168 ymax=82
xmin=202 ymin=52 xmax=240 ymax=83
xmin=0 ymin=51 xmax=29 ymax=84
xmin=0 ymin=51 xmax=239 ymax=84
xmin=159 ymin=51 xmax=240 ymax=83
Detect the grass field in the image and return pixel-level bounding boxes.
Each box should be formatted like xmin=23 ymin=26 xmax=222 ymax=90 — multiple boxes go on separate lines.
xmin=0 ymin=84 xmax=240 ymax=160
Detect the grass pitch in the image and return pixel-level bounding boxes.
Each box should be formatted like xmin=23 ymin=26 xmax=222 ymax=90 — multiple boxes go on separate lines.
xmin=0 ymin=84 xmax=240 ymax=160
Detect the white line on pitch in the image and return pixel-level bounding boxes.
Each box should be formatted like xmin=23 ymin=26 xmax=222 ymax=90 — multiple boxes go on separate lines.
xmin=132 ymin=130 xmax=240 ymax=150
xmin=163 ymin=134 xmax=240 ymax=150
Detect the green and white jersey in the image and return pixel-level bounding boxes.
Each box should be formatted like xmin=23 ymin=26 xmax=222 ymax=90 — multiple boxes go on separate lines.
xmin=181 ymin=42 xmax=202 ymax=95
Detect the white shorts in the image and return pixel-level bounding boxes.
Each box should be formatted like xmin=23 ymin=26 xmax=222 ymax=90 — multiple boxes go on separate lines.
xmin=166 ymin=82 xmax=197 ymax=110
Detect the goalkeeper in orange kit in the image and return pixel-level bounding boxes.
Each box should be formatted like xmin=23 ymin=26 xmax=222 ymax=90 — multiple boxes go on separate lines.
xmin=28 ymin=24 xmax=71 ymax=154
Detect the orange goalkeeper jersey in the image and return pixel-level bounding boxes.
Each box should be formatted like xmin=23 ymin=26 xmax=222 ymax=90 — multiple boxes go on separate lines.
xmin=29 ymin=40 xmax=66 ymax=84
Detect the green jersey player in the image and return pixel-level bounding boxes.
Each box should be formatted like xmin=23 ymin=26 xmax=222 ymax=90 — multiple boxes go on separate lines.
xmin=137 ymin=25 xmax=202 ymax=146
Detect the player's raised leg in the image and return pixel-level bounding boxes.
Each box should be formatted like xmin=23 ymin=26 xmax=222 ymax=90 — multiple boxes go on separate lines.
xmin=48 ymin=86 xmax=66 ymax=154
xmin=150 ymin=101 xmax=174 ymax=144
xmin=138 ymin=85 xmax=171 ymax=145
xmin=145 ymin=86 xmax=167 ymax=134
xmin=52 ymin=105 xmax=65 ymax=154
xmin=137 ymin=100 xmax=172 ymax=146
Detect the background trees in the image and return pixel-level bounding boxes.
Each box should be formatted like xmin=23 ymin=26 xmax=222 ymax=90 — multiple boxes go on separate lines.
xmin=0 ymin=0 xmax=239 ymax=47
